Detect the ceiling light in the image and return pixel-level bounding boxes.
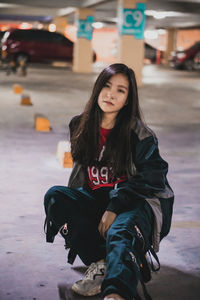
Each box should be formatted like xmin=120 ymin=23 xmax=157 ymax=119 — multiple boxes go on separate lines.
xmin=92 ymin=22 xmax=103 ymax=29
xmin=0 ymin=4 xmax=18 ymax=7
xmin=157 ymin=29 xmax=166 ymax=35
xmin=144 ymin=30 xmax=158 ymax=39
xmin=145 ymin=10 xmax=185 ymax=19
xmin=37 ymin=23 xmax=43 ymax=30
xmin=20 ymin=23 xmax=32 ymax=29
xmin=58 ymin=7 xmax=76 ymax=16
xmin=49 ymin=23 xmax=56 ymax=32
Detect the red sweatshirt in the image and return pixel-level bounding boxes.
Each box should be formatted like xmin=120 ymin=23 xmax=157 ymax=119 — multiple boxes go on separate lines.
xmin=87 ymin=127 xmax=126 ymax=190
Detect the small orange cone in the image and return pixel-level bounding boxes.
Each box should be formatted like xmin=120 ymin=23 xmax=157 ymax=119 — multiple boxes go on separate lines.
xmin=34 ymin=113 xmax=50 ymax=132
xmin=13 ymin=84 xmax=23 ymax=94
xmin=20 ymin=94 xmax=32 ymax=106
xmin=56 ymin=141 xmax=73 ymax=168
xmin=62 ymin=152 xmax=73 ymax=168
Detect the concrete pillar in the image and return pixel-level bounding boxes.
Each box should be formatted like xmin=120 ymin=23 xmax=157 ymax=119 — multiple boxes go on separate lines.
xmin=118 ymin=0 xmax=146 ymax=87
xmin=53 ymin=16 xmax=68 ymax=35
xmin=72 ymin=8 xmax=94 ymax=73
xmin=164 ymin=28 xmax=177 ymax=64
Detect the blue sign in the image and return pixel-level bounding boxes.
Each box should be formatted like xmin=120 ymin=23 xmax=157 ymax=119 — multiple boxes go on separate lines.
xmin=120 ymin=3 xmax=146 ymax=39
xmin=77 ymin=16 xmax=94 ymax=40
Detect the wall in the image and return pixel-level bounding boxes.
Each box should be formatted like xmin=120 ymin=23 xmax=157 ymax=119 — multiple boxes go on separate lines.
xmin=65 ymin=25 xmax=118 ymax=63
xmin=177 ymin=29 xmax=200 ymax=50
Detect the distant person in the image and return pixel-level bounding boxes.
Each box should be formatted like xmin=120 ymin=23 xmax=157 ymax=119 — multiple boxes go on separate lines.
xmin=44 ymin=63 xmax=174 ymax=300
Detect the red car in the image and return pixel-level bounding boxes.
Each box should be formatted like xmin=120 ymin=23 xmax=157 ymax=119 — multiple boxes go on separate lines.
xmin=1 ymin=28 xmax=96 ymax=65
xmin=170 ymin=41 xmax=200 ymax=70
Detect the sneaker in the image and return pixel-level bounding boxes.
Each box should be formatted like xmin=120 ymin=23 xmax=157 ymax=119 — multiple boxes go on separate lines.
xmin=72 ymin=260 xmax=106 ymax=296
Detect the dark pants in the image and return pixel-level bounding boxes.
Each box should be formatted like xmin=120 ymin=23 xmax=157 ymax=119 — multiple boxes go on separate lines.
xmin=44 ymin=185 xmax=153 ymax=300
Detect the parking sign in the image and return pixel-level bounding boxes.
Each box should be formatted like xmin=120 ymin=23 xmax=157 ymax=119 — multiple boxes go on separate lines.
xmin=77 ymin=16 xmax=94 ymax=40
xmin=120 ymin=3 xmax=146 ymax=39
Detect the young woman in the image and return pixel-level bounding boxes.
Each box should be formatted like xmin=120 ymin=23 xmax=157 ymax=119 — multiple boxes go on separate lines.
xmin=44 ymin=63 xmax=174 ymax=300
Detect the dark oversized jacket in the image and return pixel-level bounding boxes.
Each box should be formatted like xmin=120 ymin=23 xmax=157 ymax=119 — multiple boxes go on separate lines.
xmin=68 ymin=116 xmax=174 ymax=252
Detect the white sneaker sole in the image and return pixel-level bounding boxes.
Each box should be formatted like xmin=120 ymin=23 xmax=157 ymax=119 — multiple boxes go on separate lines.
xmin=71 ymin=284 xmax=101 ymax=296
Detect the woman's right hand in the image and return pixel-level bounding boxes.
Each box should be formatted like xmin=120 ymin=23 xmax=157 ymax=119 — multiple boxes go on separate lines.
xmin=98 ymin=210 xmax=117 ymax=239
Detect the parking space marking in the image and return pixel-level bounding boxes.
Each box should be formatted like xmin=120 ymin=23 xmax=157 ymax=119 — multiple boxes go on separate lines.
xmin=171 ymin=221 xmax=200 ymax=228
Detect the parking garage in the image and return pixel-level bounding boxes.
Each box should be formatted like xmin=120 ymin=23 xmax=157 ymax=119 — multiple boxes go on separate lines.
xmin=0 ymin=1 xmax=200 ymax=300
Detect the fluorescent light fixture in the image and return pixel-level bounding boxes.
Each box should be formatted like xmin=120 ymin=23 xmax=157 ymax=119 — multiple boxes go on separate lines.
xmin=144 ymin=30 xmax=158 ymax=39
xmin=157 ymin=29 xmax=166 ymax=35
xmin=92 ymin=22 xmax=103 ymax=29
xmin=0 ymin=4 xmax=19 ymax=7
xmin=145 ymin=10 xmax=185 ymax=19
xmin=58 ymin=7 xmax=76 ymax=16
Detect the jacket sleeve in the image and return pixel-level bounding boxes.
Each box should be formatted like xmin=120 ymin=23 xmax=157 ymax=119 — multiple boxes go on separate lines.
xmin=106 ymin=135 xmax=168 ymax=214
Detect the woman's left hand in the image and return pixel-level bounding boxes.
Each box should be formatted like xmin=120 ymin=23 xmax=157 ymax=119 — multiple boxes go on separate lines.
xmin=98 ymin=210 xmax=117 ymax=239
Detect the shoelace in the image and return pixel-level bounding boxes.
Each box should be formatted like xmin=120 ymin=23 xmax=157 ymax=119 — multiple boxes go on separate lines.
xmin=84 ymin=262 xmax=105 ymax=280
xmin=84 ymin=263 xmax=98 ymax=279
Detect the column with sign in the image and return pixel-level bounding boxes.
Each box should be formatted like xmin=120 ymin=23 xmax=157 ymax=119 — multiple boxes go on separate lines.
xmin=118 ymin=0 xmax=146 ymax=86
xmin=53 ymin=16 xmax=68 ymax=35
xmin=77 ymin=16 xmax=94 ymax=40
xmin=121 ymin=3 xmax=146 ymax=38
xmin=73 ymin=8 xmax=94 ymax=73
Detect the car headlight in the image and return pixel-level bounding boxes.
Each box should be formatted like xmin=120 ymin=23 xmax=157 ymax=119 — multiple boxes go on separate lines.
xmin=177 ymin=52 xmax=186 ymax=59
xmin=2 ymin=45 xmax=7 ymax=51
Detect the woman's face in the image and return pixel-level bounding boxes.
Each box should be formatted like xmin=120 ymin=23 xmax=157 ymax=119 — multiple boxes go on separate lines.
xmin=98 ymin=73 xmax=129 ymax=117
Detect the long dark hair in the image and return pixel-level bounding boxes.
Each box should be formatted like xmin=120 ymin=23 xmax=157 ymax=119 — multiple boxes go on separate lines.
xmin=71 ymin=63 xmax=143 ymax=177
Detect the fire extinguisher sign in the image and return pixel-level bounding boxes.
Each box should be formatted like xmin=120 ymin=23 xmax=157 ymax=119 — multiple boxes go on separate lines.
xmin=120 ymin=3 xmax=146 ymax=39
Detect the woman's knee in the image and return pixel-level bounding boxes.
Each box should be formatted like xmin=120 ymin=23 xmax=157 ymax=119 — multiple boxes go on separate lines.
xmin=44 ymin=185 xmax=62 ymax=200
xmin=44 ymin=186 xmax=57 ymax=209
xmin=44 ymin=185 xmax=70 ymax=213
xmin=44 ymin=185 xmax=71 ymax=204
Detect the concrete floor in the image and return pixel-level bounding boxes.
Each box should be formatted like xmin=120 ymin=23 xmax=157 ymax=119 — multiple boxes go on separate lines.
xmin=0 ymin=63 xmax=200 ymax=300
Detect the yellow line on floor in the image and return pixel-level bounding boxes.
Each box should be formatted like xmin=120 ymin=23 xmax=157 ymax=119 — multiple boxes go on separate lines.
xmin=171 ymin=221 xmax=200 ymax=228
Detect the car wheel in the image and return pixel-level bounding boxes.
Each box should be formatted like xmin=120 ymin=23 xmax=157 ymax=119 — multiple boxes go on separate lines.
xmin=16 ymin=54 xmax=29 ymax=66
xmin=184 ymin=60 xmax=194 ymax=71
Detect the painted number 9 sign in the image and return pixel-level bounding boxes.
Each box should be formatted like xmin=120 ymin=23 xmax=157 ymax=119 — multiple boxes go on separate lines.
xmin=77 ymin=16 xmax=94 ymax=40
xmin=121 ymin=3 xmax=146 ymax=39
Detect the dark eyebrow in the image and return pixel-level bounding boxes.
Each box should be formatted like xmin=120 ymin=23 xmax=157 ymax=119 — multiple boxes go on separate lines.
xmin=107 ymin=81 xmax=128 ymax=90
xmin=118 ymin=85 xmax=128 ymax=90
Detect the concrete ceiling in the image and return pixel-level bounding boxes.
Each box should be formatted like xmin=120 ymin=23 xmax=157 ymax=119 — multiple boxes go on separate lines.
xmin=0 ymin=0 xmax=200 ymax=30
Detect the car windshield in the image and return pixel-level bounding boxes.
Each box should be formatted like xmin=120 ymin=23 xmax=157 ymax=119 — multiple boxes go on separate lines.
xmin=185 ymin=41 xmax=200 ymax=52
